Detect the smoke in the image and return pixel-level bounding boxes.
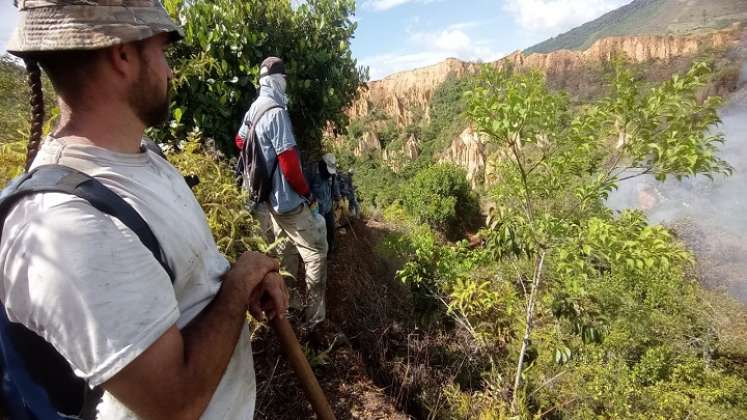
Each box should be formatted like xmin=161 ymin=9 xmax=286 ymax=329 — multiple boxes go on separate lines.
xmin=606 ymin=60 xmax=747 ymax=303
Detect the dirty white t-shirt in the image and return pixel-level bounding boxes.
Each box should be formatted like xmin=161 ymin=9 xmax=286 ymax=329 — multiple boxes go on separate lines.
xmin=0 ymin=137 xmax=255 ymax=419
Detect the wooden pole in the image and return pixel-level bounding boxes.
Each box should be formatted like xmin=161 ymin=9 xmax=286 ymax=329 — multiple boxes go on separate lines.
xmin=269 ymin=317 xmax=336 ymax=420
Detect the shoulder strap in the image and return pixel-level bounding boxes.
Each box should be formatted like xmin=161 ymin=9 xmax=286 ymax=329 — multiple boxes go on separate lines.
xmin=0 ymin=165 xmax=175 ymax=283
xmin=246 ymin=100 xmax=283 ymax=132
xmin=140 ymin=138 xmax=167 ymax=160
xmin=240 ymin=101 xmax=283 ymax=187
xmin=242 ymin=101 xmax=282 ymax=152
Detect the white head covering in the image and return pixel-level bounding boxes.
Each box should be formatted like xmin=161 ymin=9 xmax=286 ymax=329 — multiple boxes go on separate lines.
xmin=259 ymin=73 xmax=288 ymax=107
xmin=322 ymin=153 xmax=337 ymax=174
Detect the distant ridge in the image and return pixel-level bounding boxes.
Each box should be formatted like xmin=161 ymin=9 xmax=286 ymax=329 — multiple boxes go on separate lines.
xmin=526 ymin=0 xmax=747 ymax=54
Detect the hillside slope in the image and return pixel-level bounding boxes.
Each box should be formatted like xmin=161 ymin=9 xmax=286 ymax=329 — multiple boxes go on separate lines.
xmin=526 ymin=0 xmax=747 ymax=54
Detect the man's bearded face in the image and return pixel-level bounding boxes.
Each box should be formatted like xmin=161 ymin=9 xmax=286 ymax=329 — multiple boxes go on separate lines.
xmin=128 ymin=47 xmax=170 ymax=128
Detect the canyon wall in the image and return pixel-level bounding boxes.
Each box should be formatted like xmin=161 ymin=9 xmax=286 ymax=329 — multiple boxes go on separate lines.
xmin=351 ymin=25 xmax=743 ymax=128
xmin=348 ymin=25 xmax=745 ymax=179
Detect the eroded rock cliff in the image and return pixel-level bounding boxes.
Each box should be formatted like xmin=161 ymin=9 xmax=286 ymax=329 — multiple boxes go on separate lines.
xmin=349 ymin=58 xmax=480 ymax=127
xmin=384 ymin=135 xmax=421 ymax=172
xmin=351 ymin=25 xmax=743 ymax=128
xmin=347 ymin=25 xmax=744 ymax=180
xmin=355 ymin=131 xmax=382 ymax=159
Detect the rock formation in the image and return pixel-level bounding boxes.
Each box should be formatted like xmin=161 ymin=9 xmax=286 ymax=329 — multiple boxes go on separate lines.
xmin=349 ymin=58 xmax=480 ymax=127
xmin=403 ymin=135 xmax=420 ymax=161
xmin=354 ymin=131 xmax=382 ymax=159
xmin=383 ymin=135 xmax=420 ymax=172
xmin=439 ymin=127 xmax=487 ymax=187
xmin=344 ymin=25 xmax=745 ymax=184
xmin=500 ymin=26 xmax=740 ymax=74
xmin=348 ymin=25 xmax=743 ymax=129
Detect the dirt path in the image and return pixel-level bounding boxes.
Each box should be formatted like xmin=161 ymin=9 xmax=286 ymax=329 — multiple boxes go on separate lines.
xmin=252 ymin=218 xmax=413 ymax=419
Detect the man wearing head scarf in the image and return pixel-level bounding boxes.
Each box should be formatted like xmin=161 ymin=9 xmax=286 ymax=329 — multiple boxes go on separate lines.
xmin=235 ymin=57 xmax=329 ymax=331
xmin=0 ymin=1 xmax=287 ymax=418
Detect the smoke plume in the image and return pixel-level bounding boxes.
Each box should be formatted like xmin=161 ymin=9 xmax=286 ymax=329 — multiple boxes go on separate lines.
xmin=606 ymin=60 xmax=747 ymax=303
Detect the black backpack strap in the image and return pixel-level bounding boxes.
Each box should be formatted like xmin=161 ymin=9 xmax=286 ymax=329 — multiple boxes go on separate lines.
xmin=245 ymin=101 xmax=283 ymax=134
xmin=241 ymin=101 xmax=282 ymax=156
xmin=0 ymin=165 xmax=176 ymax=419
xmin=140 ymin=138 xmax=167 ymax=160
xmin=239 ymin=102 xmax=283 ymax=200
xmin=0 ymin=164 xmax=174 ymax=283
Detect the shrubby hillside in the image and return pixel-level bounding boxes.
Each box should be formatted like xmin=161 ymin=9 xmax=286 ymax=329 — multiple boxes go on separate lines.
xmin=2 ymin=0 xmax=747 ymax=418
xmin=340 ymin=23 xmax=745 ymax=191
xmin=334 ymin=58 xmax=747 ymax=418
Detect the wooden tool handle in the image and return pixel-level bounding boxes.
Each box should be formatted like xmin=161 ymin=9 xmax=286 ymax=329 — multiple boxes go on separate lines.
xmin=270 ymin=317 xmax=336 ymax=420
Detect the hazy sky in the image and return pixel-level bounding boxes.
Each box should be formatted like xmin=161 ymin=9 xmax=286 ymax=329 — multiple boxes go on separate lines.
xmin=0 ymin=1 xmax=18 ymax=51
xmin=0 ymin=0 xmax=632 ymax=80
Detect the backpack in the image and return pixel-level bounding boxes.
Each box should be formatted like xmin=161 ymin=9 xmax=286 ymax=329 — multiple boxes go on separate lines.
xmin=236 ymin=101 xmax=282 ymax=209
xmin=0 ymin=164 xmax=174 ymax=420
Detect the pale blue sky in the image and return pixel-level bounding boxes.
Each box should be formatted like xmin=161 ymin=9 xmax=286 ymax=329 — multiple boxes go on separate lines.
xmin=1 ymin=0 xmax=632 ymax=80
xmin=0 ymin=1 xmax=17 ymax=52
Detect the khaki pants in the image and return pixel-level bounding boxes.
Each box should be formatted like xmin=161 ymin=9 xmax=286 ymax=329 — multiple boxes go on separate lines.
xmin=252 ymin=202 xmax=275 ymax=244
xmin=270 ymin=203 xmax=328 ymax=327
xmin=334 ymin=197 xmax=349 ymax=226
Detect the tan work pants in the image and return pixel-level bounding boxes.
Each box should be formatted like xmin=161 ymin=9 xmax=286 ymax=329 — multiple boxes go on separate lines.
xmin=252 ymin=202 xmax=275 ymax=244
xmin=269 ymin=203 xmax=328 ymax=327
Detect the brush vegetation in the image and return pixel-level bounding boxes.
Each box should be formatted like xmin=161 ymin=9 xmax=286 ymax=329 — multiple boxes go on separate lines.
xmin=342 ymin=60 xmax=747 ymax=418
xmin=2 ymin=1 xmax=747 ymax=418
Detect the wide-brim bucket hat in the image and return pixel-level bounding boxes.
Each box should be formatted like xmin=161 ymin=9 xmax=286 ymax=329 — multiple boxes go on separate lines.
xmin=7 ymin=0 xmax=184 ymax=57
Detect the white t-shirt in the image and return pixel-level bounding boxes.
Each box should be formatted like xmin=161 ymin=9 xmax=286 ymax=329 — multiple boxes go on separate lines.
xmin=0 ymin=137 xmax=255 ymax=419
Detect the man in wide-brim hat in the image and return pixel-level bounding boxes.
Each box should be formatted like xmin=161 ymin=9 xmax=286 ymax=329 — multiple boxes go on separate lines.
xmin=1 ymin=1 xmax=287 ymax=418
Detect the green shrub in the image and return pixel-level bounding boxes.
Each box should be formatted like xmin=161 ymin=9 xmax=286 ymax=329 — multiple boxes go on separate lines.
xmin=167 ymin=132 xmax=266 ymax=260
xmin=0 ymin=56 xmax=30 ymax=144
xmin=376 ymin=119 xmax=400 ymax=150
xmin=403 ymin=164 xmax=479 ymax=233
xmin=346 ymin=119 xmax=366 ymax=141
xmin=0 ymin=55 xmax=57 ymax=186
xmin=0 ymin=141 xmax=25 ymax=186
xmin=0 ymin=54 xmax=56 ymax=146
xmin=419 ymin=75 xmax=473 ymax=161
xmin=345 ymin=156 xmax=404 ymax=210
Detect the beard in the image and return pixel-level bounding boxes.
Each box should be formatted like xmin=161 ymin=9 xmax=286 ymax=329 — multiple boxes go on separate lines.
xmin=128 ymin=59 xmax=170 ymax=128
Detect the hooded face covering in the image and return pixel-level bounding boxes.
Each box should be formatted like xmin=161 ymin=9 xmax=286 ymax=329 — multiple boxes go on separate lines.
xmin=259 ymin=73 xmax=288 ymax=107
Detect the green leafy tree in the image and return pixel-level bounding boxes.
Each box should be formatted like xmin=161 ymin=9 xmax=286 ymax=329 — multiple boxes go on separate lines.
xmin=465 ymin=61 xmax=733 ymax=413
xmin=160 ymin=0 xmax=367 ymax=154
xmin=403 ymin=164 xmax=479 ymax=234
xmin=379 ymin=60 xmax=747 ymax=418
